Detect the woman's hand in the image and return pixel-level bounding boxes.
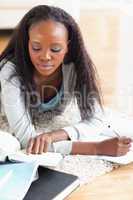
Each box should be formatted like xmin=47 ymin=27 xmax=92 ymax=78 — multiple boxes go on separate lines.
xmin=26 ymin=129 xmax=69 ymax=154
xmin=26 ymin=133 xmax=53 ymax=154
xmin=97 ymin=136 xmax=132 ymax=156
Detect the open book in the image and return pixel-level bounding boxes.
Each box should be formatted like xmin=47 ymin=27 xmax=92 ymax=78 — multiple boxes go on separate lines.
xmin=0 ymin=162 xmax=39 ymax=200
xmin=0 ymin=130 xmax=62 ymax=167
xmin=24 ymin=167 xmax=80 ymax=200
xmin=0 ymin=162 xmax=79 ymax=200
xmin=0 ymin=130 xmax=79 ymax=200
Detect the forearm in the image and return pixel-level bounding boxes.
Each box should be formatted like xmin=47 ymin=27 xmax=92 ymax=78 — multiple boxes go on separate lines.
xmin=71 ymin=141 xmax=98 ymax=155
xmin=71 ymin=137 xmax=130 ymax=156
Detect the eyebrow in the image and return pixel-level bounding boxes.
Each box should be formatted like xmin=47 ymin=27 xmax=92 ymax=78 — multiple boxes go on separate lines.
xmin=31 ymin=41 xmax=65 ymax=46
xmin=30 ymin=40 xmax=41 ymax=44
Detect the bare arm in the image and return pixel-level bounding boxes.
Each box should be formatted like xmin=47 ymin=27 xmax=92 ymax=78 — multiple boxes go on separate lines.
xmin=27 ymin=127 xmax=132 ymax=156
xmin=71 ymin=137 xmax=132 ymax=156
xmin=71 ymin=141 xmax=97 ymax=155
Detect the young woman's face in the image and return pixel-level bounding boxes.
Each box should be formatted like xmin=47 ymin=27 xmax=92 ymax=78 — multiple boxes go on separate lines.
xmin=28 ymin=19 xmax=68 ymax=78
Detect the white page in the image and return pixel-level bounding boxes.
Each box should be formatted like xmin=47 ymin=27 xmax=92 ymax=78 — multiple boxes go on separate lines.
xmin=0 ymin=130 xmax=20 ymax=152
xmin=0 ymin=130 xmax=62 ymax=166
xmin=97 ymin=143 xmax=133 ymax=165
xmin=0 ymin=162 xmax=38 ymax=200
xmin=8 ymin=151 xmax=63 ymax=167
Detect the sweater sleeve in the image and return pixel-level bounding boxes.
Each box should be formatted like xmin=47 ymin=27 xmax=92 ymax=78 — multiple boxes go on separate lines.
xmin=0 ymin=62 xmax=73 ymax=155
xmin=62 ymin=102 xmax=114 ymax=142
xmin=0 ymin=62 xmax=37 ymax=148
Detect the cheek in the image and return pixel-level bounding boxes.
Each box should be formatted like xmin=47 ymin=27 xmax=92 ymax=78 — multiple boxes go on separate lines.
xmin=54 ymin=45 xmax=68 ymax=64
xmin=55 ymin=52 xmax=67 ymax=64
xmin=28 ymin=44 xmax=38 ymax=64
xmin=29 ymin=50 xmax=38 ymax=64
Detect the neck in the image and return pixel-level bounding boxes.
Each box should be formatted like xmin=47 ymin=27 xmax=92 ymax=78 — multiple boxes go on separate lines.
xmin=34 ymin=68 xmax=63 ymax=102
xmin=34 ymin=67 xmax=62 ymax=88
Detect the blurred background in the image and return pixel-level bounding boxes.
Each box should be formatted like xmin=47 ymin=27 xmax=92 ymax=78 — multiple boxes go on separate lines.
xmin=1 ymin=0 xmax=133 ymax=115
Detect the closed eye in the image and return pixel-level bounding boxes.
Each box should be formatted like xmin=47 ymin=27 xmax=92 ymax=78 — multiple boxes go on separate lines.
xmin=32 ymin=47 xmax=41 ymax=51
xmin=51 ymin=47 xmax=62 ymax=53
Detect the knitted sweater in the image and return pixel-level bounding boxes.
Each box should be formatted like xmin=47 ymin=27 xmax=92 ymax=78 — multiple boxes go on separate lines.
xmin=0 ymin=60 xmax=115 ymax=154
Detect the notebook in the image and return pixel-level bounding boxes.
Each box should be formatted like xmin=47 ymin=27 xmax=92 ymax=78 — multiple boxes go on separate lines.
xmin=0 ymin=130 xmax=63 ymax=167
xmin=97 ymin=143 xmax=133 ymax=165
xmin=0 ymin=162 xmax=40 ymax=200
xmin=24 ymin=167 xmax=80 ymax=200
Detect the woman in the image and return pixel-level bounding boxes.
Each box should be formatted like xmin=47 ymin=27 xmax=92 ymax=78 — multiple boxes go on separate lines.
xmin=0 ymin=5 xmax=131 ymax=156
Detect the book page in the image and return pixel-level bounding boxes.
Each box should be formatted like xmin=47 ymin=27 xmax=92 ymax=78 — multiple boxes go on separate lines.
xmin=0 ymin=130 xmax=20 ymax=152
xmin=97 ymin=143 xmax=133 ymax=165
xmin=0 ymin=130 xmax=21 ymax=162
xmin=0 ymin=130 xmax=62 ymax=166
xmin=0 ymin=162 xmax=38 ymax=200
xmin=0 ymin=169 xmax=13 ymax=190
xmin=9 ymin=151 xmax=63 ymax=167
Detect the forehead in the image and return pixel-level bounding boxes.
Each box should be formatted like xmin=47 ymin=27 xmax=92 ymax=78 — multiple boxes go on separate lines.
xmin=29 ymin=20 xmax=68 ymax=42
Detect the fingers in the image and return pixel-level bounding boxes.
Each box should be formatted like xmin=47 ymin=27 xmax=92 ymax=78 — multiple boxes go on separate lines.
xmin=117 ymin=137 xmax=132 ymax=156
xmin=43 ymin=139 xmax=51 ymax=153
xmin=38 ymin=137 xmax=51 ymax=153
xmin=119 ymin=136 xmax=132 ymax=144
xmin=26 ymin=134 xmax=52 ymax=154
xmin=101 ymin=136 xmax=132 ymax=157
xmin=33 ymin=137 xmax=41 ymax=154
xmin=26 ymin=138 xmax=34 ymax=154
xmin=39 ymin=138 xmax=45 ymax=154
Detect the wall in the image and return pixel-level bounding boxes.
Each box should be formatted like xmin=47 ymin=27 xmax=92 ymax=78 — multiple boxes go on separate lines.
xmin=0 ymin=0 xmax=80 ymax=29
xmin=1 ymin=2 xmax=133 ymax=115
xmin=79 ymin=8 xmax=120 ymax=109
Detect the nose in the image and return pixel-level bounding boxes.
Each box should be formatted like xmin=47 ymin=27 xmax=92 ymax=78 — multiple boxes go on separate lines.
xmin=40 ymin=49 xmax=51 ymax=61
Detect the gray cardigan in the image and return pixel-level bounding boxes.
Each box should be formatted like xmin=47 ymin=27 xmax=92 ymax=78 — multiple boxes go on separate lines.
xmin=0 ymin=60 xmax=115 ymax=154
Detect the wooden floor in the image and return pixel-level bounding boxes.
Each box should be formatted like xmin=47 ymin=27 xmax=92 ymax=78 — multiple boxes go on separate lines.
xmin=67 ymin=163 xmax=133 ymax=200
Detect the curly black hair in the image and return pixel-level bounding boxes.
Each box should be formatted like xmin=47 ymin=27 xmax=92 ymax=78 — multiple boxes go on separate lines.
xmin=0 ymin=5 xmax=102 ymax=120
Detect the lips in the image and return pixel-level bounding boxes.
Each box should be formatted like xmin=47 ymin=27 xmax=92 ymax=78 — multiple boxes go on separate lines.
xmin=38 ymin=64 xmax=53 ymax=68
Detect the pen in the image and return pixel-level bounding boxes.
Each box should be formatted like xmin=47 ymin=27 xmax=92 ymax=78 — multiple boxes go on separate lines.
xmin=100 ymin=125 xmax=120 ymax=138
xmin=107 ymin=125 xmax=120 ymax=137
xmin=93 ymin=117 xmax=120 ymax=137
